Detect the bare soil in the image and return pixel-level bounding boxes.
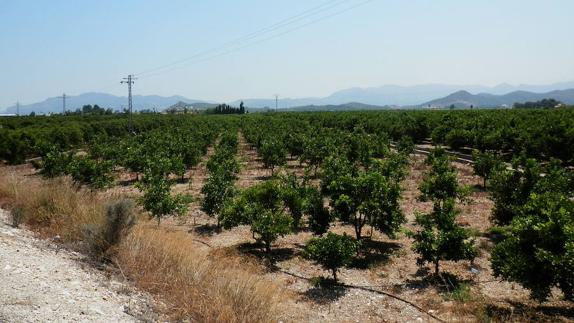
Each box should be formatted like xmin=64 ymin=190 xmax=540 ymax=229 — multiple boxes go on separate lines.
xmin=3 ymin=135 xmax=573 ymax=322
xmin=0 ymin=209 xmax=157 ymax=323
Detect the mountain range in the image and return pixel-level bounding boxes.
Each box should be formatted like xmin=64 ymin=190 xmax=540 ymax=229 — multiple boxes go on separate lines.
xmin=3 ymin=81 xmax=574 ymax=114
xmin=423 ymin=89 xmax=574 ymax=108
xmin=3 ymin=93 xmax=206 ymax=115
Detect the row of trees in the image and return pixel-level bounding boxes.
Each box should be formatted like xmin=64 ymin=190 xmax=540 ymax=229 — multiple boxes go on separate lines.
xmin=238 ymin=115 xmax=573 ymax=302
xmin=3 ymin=108 xmax=574 ymax=165
xmin=15 ymin=110 xmax=574 ymax=301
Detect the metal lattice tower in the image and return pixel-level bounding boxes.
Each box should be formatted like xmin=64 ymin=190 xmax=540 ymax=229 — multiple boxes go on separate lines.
xmin=121 ymin=75 xmax=137 ymax=132
xmin=58 ymin=93 xmax=67 ymax=115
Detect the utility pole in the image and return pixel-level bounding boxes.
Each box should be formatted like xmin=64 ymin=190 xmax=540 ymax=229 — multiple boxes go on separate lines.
xmin=16 ymin=101 xmax=20 ymax=116
xmin=121 ymin=75 xmax=137 ymax=132
xmin=274 ymin=94 xmax=279 ymax=112
xmin=58 ymin=93 xmax=67 ymax=115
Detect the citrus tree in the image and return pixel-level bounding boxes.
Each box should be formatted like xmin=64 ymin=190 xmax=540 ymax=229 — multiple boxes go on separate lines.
xmin=491 ymin=162 xmax=574 ymax=301
xmin=322 ymin=155 xmax=406 ymax=240
xmin=412 ymin=148 xmax=477 ymax=274
xmin=305 ymin=232 xmax=359 ymax=282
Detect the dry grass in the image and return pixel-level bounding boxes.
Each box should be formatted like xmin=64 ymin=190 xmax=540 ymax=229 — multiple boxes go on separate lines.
xmin=117 ymin=225 xmax=282 ymax=322
xmin=0 ymin=169 xmax=282 ymax=322
xmin=0 ymin=172 xmax=105 ymax=243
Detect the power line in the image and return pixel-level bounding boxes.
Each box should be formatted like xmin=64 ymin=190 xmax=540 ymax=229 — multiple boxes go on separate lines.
xmin=56 ymin=0 xmax=376 ymax=102
xmin=137 ymin=0 xmax=376 ymax=80
xmin=135 ymin=0 xmax=351 ymax=78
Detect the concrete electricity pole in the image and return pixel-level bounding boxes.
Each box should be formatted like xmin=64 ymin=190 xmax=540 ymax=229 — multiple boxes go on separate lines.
xmin=121 ymin=75 xmax=137 ymax=132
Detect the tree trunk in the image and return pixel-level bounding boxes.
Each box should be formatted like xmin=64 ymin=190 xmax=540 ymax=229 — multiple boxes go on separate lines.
xmin=265 ymin=241 xmax=271 ymax=254
xmin=355 ymin=223 xmax=362 ymax=240
xmin=434 ymin=260 xmax=440 ymax=275
xmin=332 ymin=268 xmax=338 ymax=282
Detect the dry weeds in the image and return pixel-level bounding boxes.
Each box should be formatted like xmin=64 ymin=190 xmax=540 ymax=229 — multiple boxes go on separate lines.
xmin=0 ymin=168 xmax=282 ymax=323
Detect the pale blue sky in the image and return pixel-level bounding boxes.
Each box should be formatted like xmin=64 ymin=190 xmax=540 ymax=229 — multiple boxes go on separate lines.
xmin=1 ymin=0 xmax=573 ymax=108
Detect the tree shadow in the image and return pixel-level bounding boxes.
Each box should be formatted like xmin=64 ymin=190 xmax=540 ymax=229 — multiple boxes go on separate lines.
xmin=471 ymin=184 xmax=486 ymax=192
xmin=236 ymin=242 xmax=298 ymax=264
xmin=401 ymin=271 xmax=473 ymax=293
xmin=301 ymin=278 xmax=349 ymax=305
xmin=485 ymin=300 xmax=574 ymax=321
xmin=349 ymin=239 xmax=401 ymax=269
xmin=118 ymin=178 xmax=138 ymax=186
xmin=254 ymin=175 xmax=272 ymax=181
xmin=189 ymin=223 xmax=220 ymax=236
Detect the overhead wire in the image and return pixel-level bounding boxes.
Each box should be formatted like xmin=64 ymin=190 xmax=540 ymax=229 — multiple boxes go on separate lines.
xmin=137 ymin=0 xmax=376 ymax=80
xmin=134 ymin=0 xmax=352 ymax=78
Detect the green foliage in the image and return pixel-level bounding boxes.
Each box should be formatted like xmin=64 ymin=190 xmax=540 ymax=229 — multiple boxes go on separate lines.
xmin=397 ymin=135 xmax=415 ymax=155
xmin=322 ymin=155 xmax=406 ymax=240
xmin=488 ymin=158 xmax=543 ymax=225
xmin=219 ymin=180 xmax=292 ymax=253
xmin=201 ymin=169 xmax=236 ymax=224
xmin=514 ymin=98 xmax=563 ymax=109
xmin=69 ymin=156 xmax=114 ymax=189
xmin=491 ymin=192 xmax=574 ymax=301
xmin=299 ymin=135 xmax=334 ymax=174
xmin=251 ymin=209 xmax=292 ymax=253
xmin=413 ymin=149 xmax=477 ymax=274
xmin=419 ymin=148 xmax=469 ymax=202
xmin=137 ymin=170 xmax=188 ymax=225
xmin=472 ymin=150 xmax=503 ymax=188
xmin=38 ymin=146 xmax=73 ymax=178
xmin=444 ymin=282 xmax=473 ymax=302
xmin=260 ymin=139 xmax=287 ymax=174
xmin=305 ymin=233 xmax=359 ymax=281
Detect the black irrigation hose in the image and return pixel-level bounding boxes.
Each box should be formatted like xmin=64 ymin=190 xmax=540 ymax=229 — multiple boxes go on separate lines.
xmin=276 ymin=269 xmax=447 ymax=323
xmin=189 ymin=236 xmax=446 ymax=322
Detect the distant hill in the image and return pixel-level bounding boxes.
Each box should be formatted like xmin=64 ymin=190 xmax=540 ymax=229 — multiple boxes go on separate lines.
xmin=285 ymin=102 xmax=394 ymax=112
xmin=230 ymin=81 xmax=574 ymax=108
xmin=4 ymin=92 xmax=209 ymax=115
xmin=4 ymin=81 xmax=574 ymax=114
xmin=422 ymin=89 xmax=574 ymax=108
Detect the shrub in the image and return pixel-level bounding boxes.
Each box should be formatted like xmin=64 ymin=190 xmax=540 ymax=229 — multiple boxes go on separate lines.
xmin=84 ymin=198 xmax=137 ymax=258
xmin=10 ymin=205 xmax=25 ymax=228
xmin=305 ymin=233 xmax=359 ymax=281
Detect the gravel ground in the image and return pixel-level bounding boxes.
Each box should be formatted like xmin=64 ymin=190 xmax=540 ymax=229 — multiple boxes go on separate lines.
xmin=0 ymin=209 xmax=157 ymax=323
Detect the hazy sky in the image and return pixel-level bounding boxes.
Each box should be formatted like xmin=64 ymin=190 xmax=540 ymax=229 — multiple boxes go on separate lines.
xmin=1 ymin=0 xmax=573 ymax=108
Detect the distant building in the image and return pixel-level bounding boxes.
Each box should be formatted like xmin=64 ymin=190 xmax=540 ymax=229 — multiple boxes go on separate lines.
xmin=0 ymin=113 xmax=17 ymax=117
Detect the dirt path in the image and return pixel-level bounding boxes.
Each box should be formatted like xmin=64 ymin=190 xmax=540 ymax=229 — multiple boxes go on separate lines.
xmin=0 ymin=209 xmax=157 ymax=323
